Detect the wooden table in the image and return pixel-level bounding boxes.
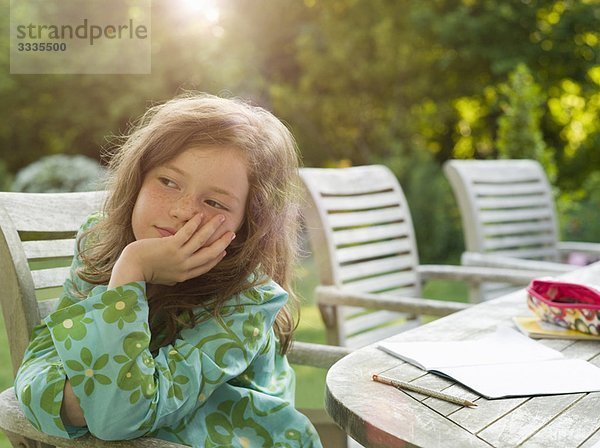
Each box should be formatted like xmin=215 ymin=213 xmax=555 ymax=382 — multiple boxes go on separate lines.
xmin=325 ymin=262 xmax=600 ymax=448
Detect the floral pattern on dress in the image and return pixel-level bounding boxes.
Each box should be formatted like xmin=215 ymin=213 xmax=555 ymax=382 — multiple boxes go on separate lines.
xmin=14 ymin=214 xmax=322 ymax=448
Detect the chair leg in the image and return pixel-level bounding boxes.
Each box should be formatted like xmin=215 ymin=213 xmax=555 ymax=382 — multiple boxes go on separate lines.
xmin=3 ymin=431 xmax=54 ymax=448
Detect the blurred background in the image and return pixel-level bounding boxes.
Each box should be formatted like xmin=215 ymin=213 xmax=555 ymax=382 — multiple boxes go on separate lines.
xmin=0 ymin=0 xmax=599 ymax=442
xmin=2 ymin=0 xmax=599 ymax=261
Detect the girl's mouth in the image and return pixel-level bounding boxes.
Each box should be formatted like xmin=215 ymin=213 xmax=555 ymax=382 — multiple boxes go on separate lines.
xmin=155 ymin=226 xmax=176 ymax=237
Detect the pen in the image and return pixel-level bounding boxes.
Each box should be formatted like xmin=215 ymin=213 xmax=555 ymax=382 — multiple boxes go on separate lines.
xmin=372 ymin=374 xmax=478 ymax=408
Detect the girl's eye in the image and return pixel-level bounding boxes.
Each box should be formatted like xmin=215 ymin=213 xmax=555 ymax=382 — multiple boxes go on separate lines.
xmin=205 ymin=200 xmax=228 ymax=211
xmin=158 ymin=177 xmax=178 ymax=188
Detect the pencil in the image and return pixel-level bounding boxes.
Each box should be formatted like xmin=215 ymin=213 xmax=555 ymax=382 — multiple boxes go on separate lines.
xmin=372 ymin=374 xmax=477 ymax=408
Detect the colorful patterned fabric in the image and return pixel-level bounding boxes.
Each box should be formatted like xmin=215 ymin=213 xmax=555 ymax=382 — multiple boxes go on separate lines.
xmin=15 ymin=214 xmax=322 ymax=447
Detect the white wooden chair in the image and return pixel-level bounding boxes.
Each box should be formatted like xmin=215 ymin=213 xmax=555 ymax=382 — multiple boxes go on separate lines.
xmin=443 ymin=159 xmax=600 ymax=298
xmin=299 ymin=165 xmax=552 ymax=349
xmin=0 ymin=191 xmax=349 ymax=448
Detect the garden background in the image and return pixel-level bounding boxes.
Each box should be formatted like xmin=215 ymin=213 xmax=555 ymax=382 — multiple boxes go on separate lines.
xmin=0 ymin=0 xmax=599 ymax=446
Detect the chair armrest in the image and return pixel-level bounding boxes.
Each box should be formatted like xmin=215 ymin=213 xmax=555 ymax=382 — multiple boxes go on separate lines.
xmin=417 ymin=263 xmax=559 ymax=284
xmin=316 ymin=285 xmax=469 ymax=317
xmin=0 ymin=388 xmax=187 ymax=447
xmin=460 ymin=251 xmax=573 ymax=274
xmin=287 ymin=341 xmax=350 ymax=369
xmin=557 ymin=241 xmax=600 ymax=257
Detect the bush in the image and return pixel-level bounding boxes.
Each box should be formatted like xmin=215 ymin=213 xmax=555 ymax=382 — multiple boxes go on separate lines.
xmin=12 ymin=154 xmax=106 ymax=193
xmin=0 ymin=161 xmax=12 ymax=192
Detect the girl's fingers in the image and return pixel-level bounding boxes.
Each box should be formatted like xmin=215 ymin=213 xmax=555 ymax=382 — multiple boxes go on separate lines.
xmin=186 ymin=231 xmax=233 ymax=270
xmin=187 ymin=251 xmax=227 ymax=279
xmin=184 ymin=214 xmax=227 ymax=253
xmin=173 ymin=213 xmax=203 ymax=245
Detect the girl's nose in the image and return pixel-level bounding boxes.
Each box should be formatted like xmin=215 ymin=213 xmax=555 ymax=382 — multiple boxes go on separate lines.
xmin=169 ymin=195 xmax=201 ymax=222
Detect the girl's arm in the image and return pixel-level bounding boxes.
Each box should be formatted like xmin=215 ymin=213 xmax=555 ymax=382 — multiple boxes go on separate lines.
xmin=61 ymin=380 xmax=86 ymax=427
xmin=43 ymin=280 xmax=287 ymax=440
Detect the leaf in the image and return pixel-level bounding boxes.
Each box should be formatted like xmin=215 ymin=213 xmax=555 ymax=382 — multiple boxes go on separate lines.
xmin=65 ymin=360 xmax=84 ymax=372
xmin=130 ymin=389 xmax=141 ymax=404
xmin=84 ymin=378 xmax=95 ymax=396
xmin=95 ymin=374 xmax=112 ymax=385
xmin=174 ymin=385 xmax=183 ymax=401
xmin=113 ymin=355 xmax=129 ymax=364
xmin=80 ymin=347 xmax=93 ymax=366
xmin=20 ymin=384 xmax=31 ymax=406
xmin=70 ymin=374 xmax=85 ymax=387
xmin=93 ymin=353 xmax=109 ymax=370
xmin=174 ymin=375 xmax=189 ymax=385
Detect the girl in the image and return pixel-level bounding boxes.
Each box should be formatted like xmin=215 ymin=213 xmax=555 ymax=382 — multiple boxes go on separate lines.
xmin=14 ymin=93 xmax=323 ymax=447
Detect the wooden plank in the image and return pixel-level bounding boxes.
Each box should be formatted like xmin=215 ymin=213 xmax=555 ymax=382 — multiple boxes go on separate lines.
xmin=22 ymin=238 xmax=76 ymax=260
xmin=335 ymin=239 xmax=413 ymax=263
xmin=327 ymin=207 xmax=405 ymax=229
xmin=475 ymin=195 xmax=548 ymax=210
xmin=483 ymin=221 xmax=555 ymax=237
xmin=321 ymin=191 xmax=400 ymax=211
xmin=338 ymin=255 xmax=415 ymax=282
xmin=579 ymin=428 xmax=600 ymax=447
xmin=478 ymin=394 xmax=583 ymax=447
xmin=490 ymin=247 xmax=558 ymax=260
xmin=520 ymin=393 xmax=600 ymax=447
xmin=483 ymin=234 xmax=556 ymax=251
xmin=301 ymin=166 xmax=399 ymax=196
xmin=0 ymin=388 xmax=188 ymax=448
xmin=345 ymin=309 xmax=407 ymax=335
xmin=0 ymin=191 xmax=104 ymax=232
xmin=30 ymin=267 xmax=70 ymax=289
xmin=480 ymin=208 xmax=553 ymax=224
xmin=345 ymin=319 xmax=420 ymax=349
xmin=333 ymin=222 xmax=410 ymax=246
xmin=474 ymin=183 xmax=547 ymax=197
xmin=38 ymin=298 xmax=59 ymax=319
xmin=342 ymin=271 xmax=418 ymax=294
xmin=449 ymin=396 xmax=526 ymax=434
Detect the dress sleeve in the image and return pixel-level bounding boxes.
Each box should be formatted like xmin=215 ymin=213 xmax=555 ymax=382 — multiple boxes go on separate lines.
xmin=15 ymin=214 xmax=289 ymax=442
xmin=14 ymin=213 xmax=103 ymax=438
xmin=44 ymin=281 xmax=287 ymax=441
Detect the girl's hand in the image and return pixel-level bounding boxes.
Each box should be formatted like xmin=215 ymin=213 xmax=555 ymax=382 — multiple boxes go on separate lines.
xmin=108 ymin=214 xmax=234 ymax=288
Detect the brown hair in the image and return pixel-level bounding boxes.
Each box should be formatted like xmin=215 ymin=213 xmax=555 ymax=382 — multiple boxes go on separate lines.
xmin=78 ymin=93 xmax=301 ymax=353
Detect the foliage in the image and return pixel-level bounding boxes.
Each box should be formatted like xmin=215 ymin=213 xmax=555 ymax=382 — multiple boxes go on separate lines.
xmin=496 ymin=64 xmax=547 ymax=161
xmin=384 ymin=148 xmax=464 ymax=264
xmin=0 ymin=161 xmax=11 ymax=191
xmin=12 ymin=154 xmax=106 ymax=193
xmin=1 ymin=0 xmax=598 ymax=260
xmin=557 ymin=171 xmax=600 ymax=244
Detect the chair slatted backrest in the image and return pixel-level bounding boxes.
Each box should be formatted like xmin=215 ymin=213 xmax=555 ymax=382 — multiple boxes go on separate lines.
xmin=0 ymin=191 xmax=105 ymax=376
xmin=444 ymin=160 xmax=560 ymax=261
xmin=300 ymin=165 xmax=422 ymax=349
xmin=444 ymin=160 xmax=560 ymax=299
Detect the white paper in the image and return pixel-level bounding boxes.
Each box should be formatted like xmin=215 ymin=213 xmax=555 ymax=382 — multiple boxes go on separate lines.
xmin=378 ymin=327 xmax=600 ymax=399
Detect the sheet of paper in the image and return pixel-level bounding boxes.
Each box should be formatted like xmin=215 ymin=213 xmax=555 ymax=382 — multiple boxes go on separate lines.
xmin=378 ymin=326 xmax=600 ymax=399
xmin=378 ymin=326 xmax=563 ymax=370
xmin=442 ymin=358 xmax=600 ymax=399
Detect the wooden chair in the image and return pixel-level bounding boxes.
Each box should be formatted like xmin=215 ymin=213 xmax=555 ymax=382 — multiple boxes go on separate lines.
xmin=443 ymin=159 xmax=600 ymax=298
xmin=299 ymin=165 xmax=552 ymax=349
xmin=0 ymin=191 xmax=349 ymax=448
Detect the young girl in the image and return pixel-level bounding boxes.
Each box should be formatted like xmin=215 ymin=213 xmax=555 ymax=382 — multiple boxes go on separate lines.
xmin=14 ymin=93 xmax=323 ymax=447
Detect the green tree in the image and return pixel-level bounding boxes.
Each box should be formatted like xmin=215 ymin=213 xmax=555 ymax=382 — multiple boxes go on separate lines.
xmin=496 ymin=64 xmax=550 ymax=171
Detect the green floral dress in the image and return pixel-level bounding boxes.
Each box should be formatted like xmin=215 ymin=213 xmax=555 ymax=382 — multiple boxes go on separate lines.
xmin=14 ymin=215 xmax=322 ymax=448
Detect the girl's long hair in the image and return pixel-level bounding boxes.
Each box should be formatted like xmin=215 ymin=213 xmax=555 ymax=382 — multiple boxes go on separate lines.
xmin=78 ymin=93 xmax=301 ymax=353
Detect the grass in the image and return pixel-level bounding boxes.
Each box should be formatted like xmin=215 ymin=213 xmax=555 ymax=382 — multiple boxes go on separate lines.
xmin=0 ymin=257 xmax=468 ymax=446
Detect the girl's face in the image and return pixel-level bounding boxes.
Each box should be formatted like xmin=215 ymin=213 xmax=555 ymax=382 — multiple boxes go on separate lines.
xmin=131 ymin=146 xmax=250 ymax=245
